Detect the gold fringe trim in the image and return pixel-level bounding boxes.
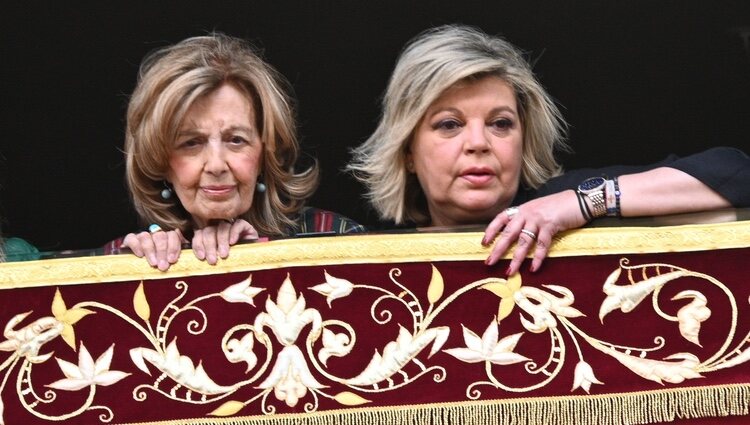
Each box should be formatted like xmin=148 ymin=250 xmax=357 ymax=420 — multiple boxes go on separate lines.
xmin=2 ymin=220 xmax=749 ymax=288
xmin=121 ymin=384 xmax=750 ymax=425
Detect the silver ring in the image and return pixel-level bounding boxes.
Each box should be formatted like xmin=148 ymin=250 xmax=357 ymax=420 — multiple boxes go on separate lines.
xmin=148 ymin=224 xmax=163 ymax=234
xmin=520 ymin=229 xmax=537 ymax=240
xmin=504 ymin=206 xmax=519 ymax=219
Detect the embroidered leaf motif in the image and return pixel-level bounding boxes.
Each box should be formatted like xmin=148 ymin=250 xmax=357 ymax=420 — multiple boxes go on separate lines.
xmin=346 ymin=326 xmax=447 ymax=386
xmin=599 ymin=268 xmax=687 ymax=322
xmin=51 ymin=289 xmax=95 ymax=351
xmin=133 ymin=282 xmax=150 ymax=322
xmin=427 ymin=264 xmax=444 ymax=304
xmin=334 ymin=391 xmax=370 ymax=406
xmin=497 ymin=298 xmax=515 ymax=322
xmin=672 ymin=290 xmax=711 ymax=346
xmin=428 ymin=326 xmax=450 ymax=358
xmin=611 ymin=351 xmax=702 ymax=384
xmin=208 ymin=400 xmax=244 ymax=416
xmin=129 ymin=340 xmax=235 ymax=394
xmin=319 ymin=328 xmax=352 ymax=366
xmin=51 ymin=289 xmax=67 ymax=319
xmin=481 ymin=274 xmax=522 ymax=322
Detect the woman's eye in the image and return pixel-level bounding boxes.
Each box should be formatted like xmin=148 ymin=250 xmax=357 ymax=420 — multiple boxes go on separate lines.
xmin=178 ymin=138 xmax=201 ymax=149
xmin=434 ymin=119 xmax=462 ymax=131
xmin=228 ymin=135 xmax=248 ymax=145
xmin=491 ymin=118 xmax=513 ymax=131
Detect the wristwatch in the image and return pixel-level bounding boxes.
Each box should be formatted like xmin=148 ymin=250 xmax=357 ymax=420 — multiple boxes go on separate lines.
xmin=577 ymin=177 xmax=607 ymax=218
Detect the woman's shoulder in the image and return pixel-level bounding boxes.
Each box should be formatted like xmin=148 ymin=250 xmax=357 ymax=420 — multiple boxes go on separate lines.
xmin=294 ymin=207 xmax=367 ymax=235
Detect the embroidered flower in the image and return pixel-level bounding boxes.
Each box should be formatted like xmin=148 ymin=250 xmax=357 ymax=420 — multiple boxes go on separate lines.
xmin=47 ymin=343 xmax=129 ymax=391
xmin=220 ymin=275 xmax=264 ymax=306
xmin=444 ymin=318 xmax=528 ymax=365
xmin=310 ymin=271 xmax=354 ymax=307
xmin=571 ymin=361 xmax=603 ymax=393
xmin=254 ymin=274 xmax=322 ymax=346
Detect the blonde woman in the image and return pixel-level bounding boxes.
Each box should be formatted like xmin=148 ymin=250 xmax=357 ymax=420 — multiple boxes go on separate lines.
xmin=349 ymin=25 xmax=750 ymax=276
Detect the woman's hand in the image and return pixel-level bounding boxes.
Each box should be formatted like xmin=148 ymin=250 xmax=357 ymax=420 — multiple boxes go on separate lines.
xmin=482 ymin=190 xmax=587 ymax=275
xmin=192 ymin=219 xmax=259 ymax=265
xmin=122 ymin=228 xmax=187 ymax=271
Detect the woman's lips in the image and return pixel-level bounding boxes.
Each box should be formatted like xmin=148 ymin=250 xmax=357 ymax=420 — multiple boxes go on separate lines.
xmin=460 ymin=168 xmax=495 ymax=186
xmin=200 ymin=185 xmax=235 ymax=198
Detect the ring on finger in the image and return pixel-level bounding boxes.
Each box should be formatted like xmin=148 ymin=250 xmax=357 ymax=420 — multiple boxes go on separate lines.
xmin=148 ymin=224 xmax=164 ymax=234
xmin=504 ymin=206 xmax=519 ymax=219
xmin=520 ymin=229 xmax=537 ymax=240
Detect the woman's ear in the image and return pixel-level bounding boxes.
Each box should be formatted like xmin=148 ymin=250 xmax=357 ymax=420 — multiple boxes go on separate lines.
xmin=405 ymin=151 xmax=415 ymax=173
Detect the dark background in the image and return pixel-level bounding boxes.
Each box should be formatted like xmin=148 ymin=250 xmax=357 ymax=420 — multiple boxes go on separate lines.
xmin=1 ymin=1 xmax=749 ymax=252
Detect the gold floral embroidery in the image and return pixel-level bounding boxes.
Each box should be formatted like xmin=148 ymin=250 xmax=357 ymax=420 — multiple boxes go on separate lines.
xmin=0 ymin=258 xmax=747 ymax=424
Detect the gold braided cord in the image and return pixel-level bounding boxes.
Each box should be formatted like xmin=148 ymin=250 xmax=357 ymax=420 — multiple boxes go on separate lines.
xmin=117 ymin=384 xmax=749 ymax=425
xmin=1 ymin=220 xmax=748 ymax=289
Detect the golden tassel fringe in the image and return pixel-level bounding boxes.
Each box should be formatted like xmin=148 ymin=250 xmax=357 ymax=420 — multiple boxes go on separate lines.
xmin=123 ymin=384 xmax=749 ymax=425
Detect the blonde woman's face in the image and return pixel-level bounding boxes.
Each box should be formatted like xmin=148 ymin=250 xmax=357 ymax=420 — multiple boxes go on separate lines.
xmin=408 ymin=76 xmax=523 ymax=226
xmin=167 ymin=84 xmax=263 ymax=228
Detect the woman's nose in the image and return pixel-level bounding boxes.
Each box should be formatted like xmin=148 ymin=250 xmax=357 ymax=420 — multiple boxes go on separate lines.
xmin=203 ymin=142 xmax=228 ymax=174
xmin=463 ymin=122 xmax=491 ymax=153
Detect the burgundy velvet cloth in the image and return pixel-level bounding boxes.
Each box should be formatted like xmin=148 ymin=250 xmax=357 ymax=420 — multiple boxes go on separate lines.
xmin=1 ymin=248 xmax=747 ymax=424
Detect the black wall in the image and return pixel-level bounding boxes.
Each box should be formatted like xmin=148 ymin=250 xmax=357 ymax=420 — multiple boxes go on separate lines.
xmin=1 ymin=1 xmax=749 ymax=251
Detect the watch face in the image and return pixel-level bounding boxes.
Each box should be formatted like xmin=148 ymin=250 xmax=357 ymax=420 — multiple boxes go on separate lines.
xmin=578 ymin=177 xmax=606 ymax=192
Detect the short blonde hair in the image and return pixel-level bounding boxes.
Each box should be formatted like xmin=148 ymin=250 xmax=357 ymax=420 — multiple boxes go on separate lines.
xmin=348 ymin=25 xmax=568 ymax=224
xmin=126 ymin=33 xmax=317 ymax=236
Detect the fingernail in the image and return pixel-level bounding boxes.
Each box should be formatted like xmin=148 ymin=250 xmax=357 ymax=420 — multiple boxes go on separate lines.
xmin=207 ymin=254 xmax=217 ymax=265
xmin=529 ymin=264 xmax=537 ymax=273
xmin=505 ymin=266 xmax=512 ymax=277
xmin=481 ymin=237 xmax=488 ymax=246
xmin=159 ymin=260 xmax=168 ymax=271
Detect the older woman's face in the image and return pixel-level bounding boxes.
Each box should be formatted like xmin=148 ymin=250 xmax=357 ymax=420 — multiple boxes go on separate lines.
xmin=168 ymin=83 xmax=263 ymax=228
xmin=408 ymin=76 xmax=523 ymax=226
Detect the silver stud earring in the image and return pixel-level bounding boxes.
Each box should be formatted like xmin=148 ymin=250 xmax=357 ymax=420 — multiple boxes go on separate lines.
xmin=161 ymin=182 xmax=173 ymax=200
xmin=256 ymin=181 xmax=267 ymax=193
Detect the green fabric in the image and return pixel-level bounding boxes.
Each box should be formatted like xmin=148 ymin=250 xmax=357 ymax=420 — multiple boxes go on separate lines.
xmin=3 ymin=237 xmax=41 ymax=262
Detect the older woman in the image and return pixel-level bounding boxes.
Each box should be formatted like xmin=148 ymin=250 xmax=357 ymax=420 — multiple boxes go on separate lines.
xmin=348 ymin=25 xmax=750 ymax=276
xmin=115 ymin=33 xmax=363 ymax=270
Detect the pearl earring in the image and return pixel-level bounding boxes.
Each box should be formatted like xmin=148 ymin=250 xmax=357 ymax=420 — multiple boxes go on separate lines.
xmin=256 ymin=181 xmax=267 ymax=193
xmin=161 ymin=183 xmax=173 ymax=200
